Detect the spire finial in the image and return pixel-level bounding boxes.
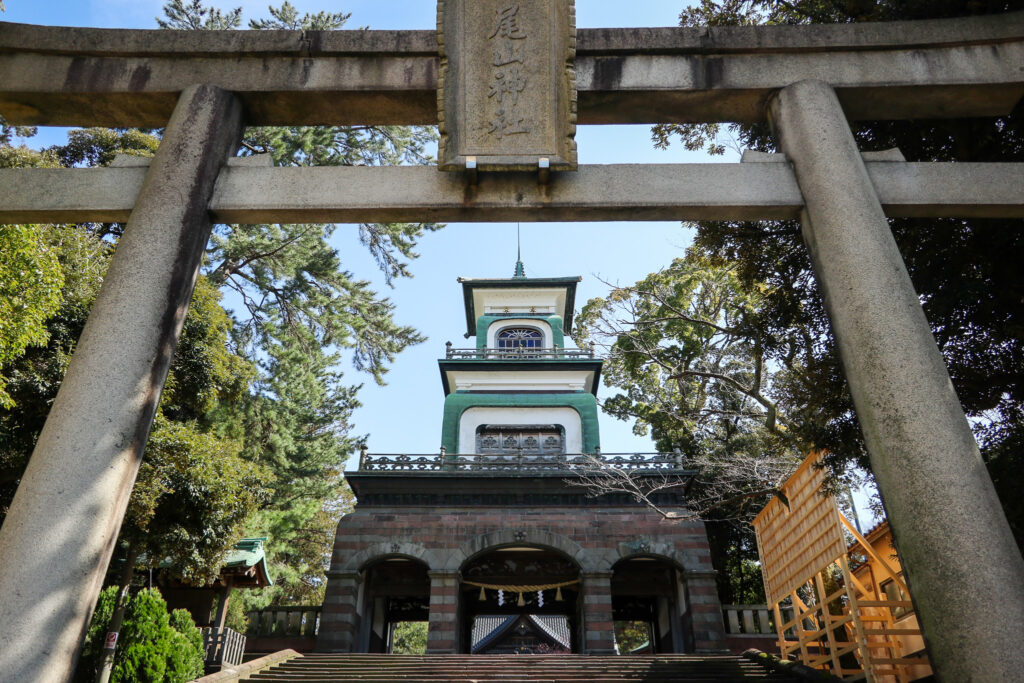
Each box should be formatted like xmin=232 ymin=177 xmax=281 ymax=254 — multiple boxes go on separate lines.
xmin=513 ymin=223 xmax=526 ymax=278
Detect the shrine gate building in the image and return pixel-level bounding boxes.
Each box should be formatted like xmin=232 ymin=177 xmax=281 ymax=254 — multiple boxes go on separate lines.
xmin=317 ymin=263 xmax=728 ymax=655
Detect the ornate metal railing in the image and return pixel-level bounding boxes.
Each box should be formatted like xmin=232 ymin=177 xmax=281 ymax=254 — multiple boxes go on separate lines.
xmin=444 ymin=345 xmax=595 ymax=360
xmin=357 ymin=449 xmax=688 ymax=473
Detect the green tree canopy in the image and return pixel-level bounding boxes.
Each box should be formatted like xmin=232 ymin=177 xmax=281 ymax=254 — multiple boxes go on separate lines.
xmin=575 ymin=254 xmax=805 ymax=513
xmin=0 ymin=224 xmax=63 ymax=408
xmin=3 ymin=1 xmax=444 ymax=625
xmin=574 ymin=253 xmax=876 ymax=603
xmin=653 ymin=0 xmax=1024 ymax=548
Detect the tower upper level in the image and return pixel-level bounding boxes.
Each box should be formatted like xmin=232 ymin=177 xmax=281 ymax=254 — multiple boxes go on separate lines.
xmin=457 ymin=261 xmax=581 ymax=351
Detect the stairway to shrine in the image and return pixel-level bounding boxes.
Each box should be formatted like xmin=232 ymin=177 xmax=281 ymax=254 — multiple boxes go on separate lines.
xmin=245 ymin=654 xmax=802 ymax=682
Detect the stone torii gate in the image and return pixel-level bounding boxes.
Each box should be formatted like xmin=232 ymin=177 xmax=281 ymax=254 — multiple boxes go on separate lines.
xmin=1 ymin=6 xmax=1023 ymax=682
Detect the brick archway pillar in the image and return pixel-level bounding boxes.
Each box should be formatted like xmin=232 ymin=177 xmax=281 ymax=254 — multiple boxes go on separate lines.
xmin=580 ymin=570 xmax=615 ymax=654
xmin=682 ymin=570 xmax=728 ymax=653
xmin=316 ymin=570 xmax=363 ymax=652
xmin=426 ymin=570 xmax=460 ymax=653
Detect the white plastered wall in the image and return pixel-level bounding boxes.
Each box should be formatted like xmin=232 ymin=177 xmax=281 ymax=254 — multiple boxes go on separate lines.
xmin=458 ymin=406 xmax=582 ymax=454
xmin=450 ymin=369 xmax=590 ymax=392
xmin=475 ymin=288 xmax=565 ymax=319
xmin=486 ymin=318 xmax=553 ymax=348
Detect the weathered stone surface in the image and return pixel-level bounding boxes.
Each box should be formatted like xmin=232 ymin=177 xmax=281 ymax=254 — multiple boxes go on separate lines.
xmin=0 ymin=85 xmax=243 ymax=683
xmin=769 ymin=79 xmax=1024 ymax=683
xmin=437 ymin=0 xmax=577 ymax=171
xmin=1 ymin=11 xmax=1022 ymax=126
xmin=2 ymin=161 xmax=1022 ymax=225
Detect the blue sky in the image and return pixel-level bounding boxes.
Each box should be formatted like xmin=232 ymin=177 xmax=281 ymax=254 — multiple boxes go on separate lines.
xmin=5 ymin=1 xmax=686 ymax=30
xmin=3 ymin=1 xmax=729 ymax=460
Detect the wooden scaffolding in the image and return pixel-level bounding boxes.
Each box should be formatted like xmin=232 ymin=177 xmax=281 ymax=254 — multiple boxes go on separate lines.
xmin=752 ymin=454 xmax=926 ymax=682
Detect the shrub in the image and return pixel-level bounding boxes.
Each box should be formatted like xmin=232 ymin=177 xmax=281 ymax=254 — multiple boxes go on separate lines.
xmin=113 ymin=589 xmax=172 ymax=682
xmin=75 ymin=586 xmax=118 ymax=682
xmin=76 ymin=588 xmax=206 ymax=683
xmin=167 ymin=609 xmax=205 ymax=682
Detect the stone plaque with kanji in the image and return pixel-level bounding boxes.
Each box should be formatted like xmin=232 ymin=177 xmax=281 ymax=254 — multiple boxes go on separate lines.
xmin=438 ymin=0 xmax=578 ymax=172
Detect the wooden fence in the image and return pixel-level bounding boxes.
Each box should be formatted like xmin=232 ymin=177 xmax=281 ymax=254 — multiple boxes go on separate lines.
xmin=200 ymin=626 xmax=246 ymax=670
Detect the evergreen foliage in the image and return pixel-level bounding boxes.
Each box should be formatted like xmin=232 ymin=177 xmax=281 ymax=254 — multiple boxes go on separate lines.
xmin=76 ymin=586 xmax=118 ymax=683
xmin=153 ymin=0 xmax=438 ymax=604
xmin=0 ymin=225 xmax=110 ymax=513
xmin=390 ymin=621 xmax=428 ymax=654
xmin=167 ymin=610 xmax=206 ymax=682
xmin=1 ymin=4 xmax=441 ymax=663
xmin=0 ymin=223 xmax=63 ymax=408
xmin=652 ymin=0 xmax=1024 ymax=549
xmin=112 ymin=589 xmax=203 ymax=683
xmin=128 ymin=414 xmax=269 ymax=584
xmin=575 ymin=253 xmax=807 ymax=603
xmin=76 ymin=589 xmax=204 ymax=683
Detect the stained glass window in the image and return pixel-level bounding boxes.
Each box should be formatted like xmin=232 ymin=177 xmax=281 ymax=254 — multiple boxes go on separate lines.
xmin=497 ymin=327 xmax=543 ymax=349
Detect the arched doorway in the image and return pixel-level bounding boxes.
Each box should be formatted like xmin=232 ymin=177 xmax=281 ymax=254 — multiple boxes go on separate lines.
xmin=611 ymin=556 xmax=687 ymax=654
xmin=459 ymin=545 xmax=581 ymax=654
xmin=358 ymin=557 xmax=430 ymax=653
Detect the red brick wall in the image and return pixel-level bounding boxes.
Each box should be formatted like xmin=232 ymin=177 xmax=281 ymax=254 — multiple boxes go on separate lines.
xmin=329 ymin=506 xmax=715 ymax=573
xmin=319 ymin=504 xmax=728 ymax=654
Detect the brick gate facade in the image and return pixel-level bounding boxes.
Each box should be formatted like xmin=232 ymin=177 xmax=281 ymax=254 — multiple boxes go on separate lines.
xmin=317 ymin=473 xmax=728 ymax=655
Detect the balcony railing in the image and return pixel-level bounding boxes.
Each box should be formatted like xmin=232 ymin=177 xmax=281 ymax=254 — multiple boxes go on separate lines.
xmin=444 ymin=345 xmax=595 ymax=360
xmin=357 ymin=450 xmax=689 ymax=473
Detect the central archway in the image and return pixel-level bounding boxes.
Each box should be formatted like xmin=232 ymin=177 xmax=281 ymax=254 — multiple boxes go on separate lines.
xmin=459 ymin=545 xmax=581 ymax=654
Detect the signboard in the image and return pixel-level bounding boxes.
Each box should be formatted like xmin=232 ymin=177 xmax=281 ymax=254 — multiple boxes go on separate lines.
xmin=438 ymin=0 xmax=578 ymax=172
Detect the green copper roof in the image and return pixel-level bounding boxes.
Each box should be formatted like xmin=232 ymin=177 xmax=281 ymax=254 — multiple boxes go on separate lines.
xmin=513 ymin=259 xmax=526 ymax=278
xmin=222 ymin=537 xmax=274 ymax=586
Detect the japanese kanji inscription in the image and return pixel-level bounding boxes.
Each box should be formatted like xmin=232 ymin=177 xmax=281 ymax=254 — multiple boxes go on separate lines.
xmin=438 ymin=0 xmax=578 ymax=172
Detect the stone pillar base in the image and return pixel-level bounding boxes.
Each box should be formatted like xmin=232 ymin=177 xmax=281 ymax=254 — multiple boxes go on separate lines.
xmin=426 ymin=570 xmax=460 ymax=654
xmin=316 ymin=571 xmax=362 ymax=653
xmin=580 ymin=571 xmax=615 ymax=654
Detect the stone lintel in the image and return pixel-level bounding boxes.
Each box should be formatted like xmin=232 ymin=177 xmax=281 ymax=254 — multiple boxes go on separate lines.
xmin=2 ymin=12 xmax=1022 ymax=126
xmin=2 ymin=162 xmax=1023 ymax=226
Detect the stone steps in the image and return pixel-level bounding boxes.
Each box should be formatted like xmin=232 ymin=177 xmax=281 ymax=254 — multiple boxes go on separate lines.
xmin=245 ymin=654 xmax=800 ymax=682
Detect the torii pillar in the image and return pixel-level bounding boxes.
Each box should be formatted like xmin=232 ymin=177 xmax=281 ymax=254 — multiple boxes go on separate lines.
xmin=769 ymin=79 xmax=1024 ymax=682
xmin=0 ymin=85 xmax=243 ymax=683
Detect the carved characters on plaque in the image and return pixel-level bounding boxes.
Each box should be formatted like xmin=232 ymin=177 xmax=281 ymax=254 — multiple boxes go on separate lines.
xmin=487 ymin=4 xmax=530 ymax=140
xmin=437 ymin=0 xmax=577 ymax=172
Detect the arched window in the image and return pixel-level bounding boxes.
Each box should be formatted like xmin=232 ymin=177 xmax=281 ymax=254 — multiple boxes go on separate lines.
xmin=497 ymin=327 xmax=543 ymax=349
